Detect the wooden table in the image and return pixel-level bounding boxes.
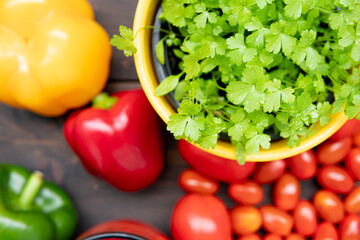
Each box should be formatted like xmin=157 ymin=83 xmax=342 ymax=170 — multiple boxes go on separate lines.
xmin=0 ymin=0 xmax=231 ymax=237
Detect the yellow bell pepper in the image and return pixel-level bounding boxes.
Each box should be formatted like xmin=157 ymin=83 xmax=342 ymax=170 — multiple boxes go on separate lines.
xmin=0 ymin=0 xmax=112 ymax=116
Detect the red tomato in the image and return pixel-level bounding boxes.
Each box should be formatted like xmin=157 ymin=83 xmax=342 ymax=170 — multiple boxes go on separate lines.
xmin=317 ymin=138 xmax=352 ymax=165
xmin=177 ymin=140 xmax=256 ymax=183
xmin=293 ymin=200 xmax=317 ymax=236
xmin=353 ymin=131 xmax=360 ymax=147
xmin=345 ymin=186 xmax=360 ymax=213
xmin=286 ymin=234 xmax=306 ymax=240
xmin=288 ymin=150 xmax=317 ymax=180
xmin=235 ymin=233 xmax=261 ymax=240
xmin=313 ymin=190 xmax=345 ymax=223
xmin=339 ymin=214 xmax=360 ymax=240
xmin=260 ymin=205 xmax=294 ymax=236
xmin=313 ymin=222 xmax=338 ymax=240
xmin=253 ymin=159 xmax=287 ymax=184
xmin=317 ymin=165 xmax=354 ymax=194
xmin=330 ymin=118 xmax=360 ymax=141
xmin=263 ymin=233 xmax=283 ymax=240
xmin=230 ymin=206 xmax=262 ymax=235
xmin=178 ymin=169 xmax=219 ymax=195
xmin=228 ymin=181 xmax=264 ymax=205
xmin=171 ymin=193 xmax=232 ymax=240
xmin=273 ymin=173 xmax=301 ymax=211
xmin=345 ymin=148 xmax=360 ymax=181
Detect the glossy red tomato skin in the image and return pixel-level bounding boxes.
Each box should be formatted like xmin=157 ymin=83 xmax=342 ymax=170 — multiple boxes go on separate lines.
xmin=313 ymin=222 xmax=339 ymax=240
xmin=177 ymin=140 xmax=256 ymax=183
xmin=313 ymin=190 xmax=345 ymax=223
xmin=288 ymin=150 xmax=317 ymax=180
xmin=179 ymin=169 xmax=219 ymax=195
xmin=235 ymin=233 xmax=261 ymax=240
xmin=230 ymin=206 xmax=262 ymax=235
xmin=260 ymin=205 xmax=294 ymax=236
xmin=344 ymin=186 xmax=360 ymax=213
xmin=263 ymin=233 xmax=283 ymax=240
xmin=345 ymin=148 xmax=360 ymax=181
xmin=273 ymin=173 xmax=301 ymax=211
xmin=317 ymin=138 xmax=352 ymax=165
xmin=228 ymin=181 xmax=264 ymax=205
xmin=317 ymin=165 xmax=354 ymax=194
xmin=330 ymin=118 xmax=360 ymax=141
xmin=353 ymin=131 xmax=360 ymax=147
xmin=339 ymin=214 xmax=360 ymax=240
xmin=293 ymin=200 xmax=317 ymax=236
xmin=171 ymin=193 xmax=232 ymax=240
xmin=253 ymin=159 xmax=287 ymax=184
xmin=286 ymin=234 xmax=306 ymax=240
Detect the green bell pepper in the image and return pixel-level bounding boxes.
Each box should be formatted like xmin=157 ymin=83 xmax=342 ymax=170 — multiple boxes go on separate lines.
xmin=0 ymin=164 xmax=77 ymax=240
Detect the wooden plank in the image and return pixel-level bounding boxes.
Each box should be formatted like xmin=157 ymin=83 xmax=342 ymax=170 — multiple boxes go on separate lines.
xmin=88 ymin=0 xmax=139 ymax=81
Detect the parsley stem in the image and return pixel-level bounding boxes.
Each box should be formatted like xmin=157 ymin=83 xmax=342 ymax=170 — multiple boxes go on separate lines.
xmin=316 ymin=7 xmax=334 ymax=14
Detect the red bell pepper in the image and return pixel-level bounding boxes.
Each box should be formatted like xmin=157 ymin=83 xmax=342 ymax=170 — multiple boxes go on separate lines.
xmin=177 ymin=140 xmax=256 ymax=183
xmin=64 ymin=89 xmax=164 ymax=192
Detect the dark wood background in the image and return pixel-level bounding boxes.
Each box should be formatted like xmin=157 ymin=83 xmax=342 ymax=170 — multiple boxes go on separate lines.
xmin=0 ymin=1 xmax=354 ymax=239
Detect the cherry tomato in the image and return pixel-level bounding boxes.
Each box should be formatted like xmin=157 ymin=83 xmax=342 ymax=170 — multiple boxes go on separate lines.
xmin=288 ymin=150 xmax=317 ymax=180
xmin=178 ymin=169 xmax=219 ymax=195
xmin=317 ymin=138 xmax=352 ymax=165
xmin=177 ymin=140 xmax=256 ymax=183
xmin=345 ymin=186 xmax=360 ymax=214
xmin=313 ymin=190 xmax=345 ymax=223
xmin=286 ymin=234 xmax=305 ymax=240
xmin=345 ymin=148 xmax=360 ymax=181
xmin=339 ymin=214 xmax=360 ymax=240
xmin=171 ymin=193 xmax=232 ymax=240
xmin=253 ymin=159 xmax=287 ymax=184
xmin=230 ymin=206 xmax=262 ymax=235
xmin=293 ymin=200 xmax=317 ymax=236
xmin=228 ymin=181 xmax=264 ymax=205
xmin=260 ymin=205 xmax=294 ymax=236
xmin=235 ymin=233 xmax=261 ymax=240
xmin=353 ymin=131 xmax=360 ymax=147
xmin=313 ymin=222 xmax=338 ymax=240
xmin=330 ymin=118 xmax=360 ymax=141
xmin=273 ymin=173 xmax=301 ymax=211
xmin=263 ymin=233 xmax=283 ymax=240
xmin=317 ymin=165 xmax=354 ymax=194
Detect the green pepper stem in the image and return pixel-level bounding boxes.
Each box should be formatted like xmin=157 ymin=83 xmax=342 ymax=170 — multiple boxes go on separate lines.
xmin=19 ymin=171 xmax=44 ymax=208
xmin=92 ymin=93 xmax=118 ymax=110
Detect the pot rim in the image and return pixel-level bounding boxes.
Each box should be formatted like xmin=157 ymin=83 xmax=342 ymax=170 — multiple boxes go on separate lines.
xmin=133 ymin=0 xmax=348 ymax=162
xmin=80 ymin=232 xmax=148 ymax=240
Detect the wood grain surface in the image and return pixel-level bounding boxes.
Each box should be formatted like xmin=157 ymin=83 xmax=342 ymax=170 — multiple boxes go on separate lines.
xmin=0 ymin=0 xmax=344 ymax=239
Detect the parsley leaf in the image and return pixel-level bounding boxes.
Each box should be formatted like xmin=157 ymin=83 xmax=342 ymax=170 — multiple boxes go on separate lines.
xmin=110 ymin=26 xmax=137 ymax=56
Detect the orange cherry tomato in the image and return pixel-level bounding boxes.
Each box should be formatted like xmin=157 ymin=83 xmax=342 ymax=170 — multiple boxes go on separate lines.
xmin=273 ymin=173 xmax=301 ymax=211
xmin=293 ymin=200 xmax=317 ymax=236
xmin=330 ymin=118 xmax=360 ymax=141
xmin=253 ymin=159 xmax=287 ymax=185
xmin=235 ymin=233 xmax=261 ymax=240
xmin=286 ymin=234 xmax=306 ymax=240
xmin=345 ymin=148 xmax=360 ymax=181
xmin=263 ymin=233 xmax=283 ymax=240
xmin=313 ymin=222 xmax=338 ymax=240
xmin=313 ymin=190 xmax=345 ymax=223
xmin=230 ymin=206 xmax=262 ymax=235
xmin=228 ymin=181 xmax=264 ymax=205
xmin=288 ymin=150 xmax=317 ymax=180
xmin=178 ymin=169 xmax=219 ymax=195
xmin=260 ymin=205 xmax=294 ymax=236
xmin=317 ymin=138 xmax=352 ymax=165
xmin=344 ymin=186 xmax=360 ymax=214
xmin=339 ymin=214 xmax=360 ymax=240
xmin=317 ymin=165 xmax=354 ymax=194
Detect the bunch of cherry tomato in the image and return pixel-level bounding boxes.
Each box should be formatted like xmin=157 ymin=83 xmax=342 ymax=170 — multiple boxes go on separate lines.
xmin=171 ymin=119 xmax=360 ymax=240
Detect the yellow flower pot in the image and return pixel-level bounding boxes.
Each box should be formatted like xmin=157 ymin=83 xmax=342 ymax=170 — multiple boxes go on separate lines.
xmin=133 ymin=0 xmax=348 ymax=162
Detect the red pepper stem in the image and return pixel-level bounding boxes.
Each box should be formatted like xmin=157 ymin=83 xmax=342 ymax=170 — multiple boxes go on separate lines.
xmin=92 ymin=93 xmax=118 ymax=110
xmin=19 ymin=171 xmax=44 ymax=208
